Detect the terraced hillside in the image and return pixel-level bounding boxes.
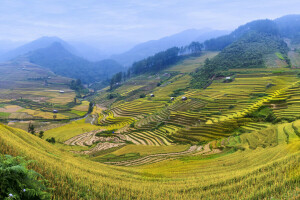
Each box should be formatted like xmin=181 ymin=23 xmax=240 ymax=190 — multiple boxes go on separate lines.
xmin=0 ymin=61 xmax=90 ymax=120
xmin=0 ymin=120 xmax=299 ymax=199
xmin=42 ymin=51 xmax=300 ymax=149
xmin=2 ymin=50 xmax=300 ymax=199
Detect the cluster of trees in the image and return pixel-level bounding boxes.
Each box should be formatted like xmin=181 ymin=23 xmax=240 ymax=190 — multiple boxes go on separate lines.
xmin=179 ymin=42 xmax=203 ymax=56
xmin=110 ymin=72 xmax=127 ymax=90
xmin=190 ymin=58 xmax=217 ymax=89
xmin=130 ymin=47 xmax=180 ymax=75
xmin=28 ymin=123 xmax=44 ymax=139
xmin=70 ymin=79 xmax=89 ymax=97
xmin=109 ymin=41 xmax=204 ymax=91
xmin=28 ymin=123 xmax=56 ymax=144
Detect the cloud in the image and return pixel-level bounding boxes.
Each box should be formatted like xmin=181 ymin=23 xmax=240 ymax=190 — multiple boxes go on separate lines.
xmin=0 ymin=0 xmax=299 ymax=49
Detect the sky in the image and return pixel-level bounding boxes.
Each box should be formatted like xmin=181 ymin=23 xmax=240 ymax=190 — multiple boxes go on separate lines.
xmin=0 ymin=0 xmax=299 ymax=52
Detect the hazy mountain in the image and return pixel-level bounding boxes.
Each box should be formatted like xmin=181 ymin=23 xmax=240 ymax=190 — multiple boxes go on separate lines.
xmin=204 ymin=19 xmax=279 ymax=51
xmin=275 ymin=14 xmax=300 ymax=43
xmin=0 ymin=36 xmax=78 ymax=62
xmin=111 ymin=29 xmax=229 ymax=66
xmin=24 ymin=42 xmax=123 ymax=83
xmin=0 ymin=40 xmax=26 ymax=55
xmin=68 ymin=41 xmax=109 ymax=61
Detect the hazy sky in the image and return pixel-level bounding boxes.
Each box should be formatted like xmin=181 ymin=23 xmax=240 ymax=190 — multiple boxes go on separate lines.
xmin=0 ymin=0 xmax=299 ymax=50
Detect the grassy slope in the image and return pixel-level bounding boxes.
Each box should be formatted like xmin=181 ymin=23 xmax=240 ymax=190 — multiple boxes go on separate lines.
xmin=43 ymin=119 xmax=101 ymax=142
xmin=0 ymin=121 xmax=299 ymax=199
xmin=167 ymin=51 xmax=219 ymax=73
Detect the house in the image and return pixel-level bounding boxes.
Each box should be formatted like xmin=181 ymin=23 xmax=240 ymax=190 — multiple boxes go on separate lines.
xmin=59 ymin=90 xmax=65 ymax=93
xmin=53 ymin=110 xmax=58 ymax=113
xmin=225 ymin=77 xmax=231 ymax=80
xmin=182 ymin=96 xmax=187 ymax=100
xmin=150 ymin=94 xmax=155 ymax=97
xmin=170 ymin=97 xmax=175 ymax=101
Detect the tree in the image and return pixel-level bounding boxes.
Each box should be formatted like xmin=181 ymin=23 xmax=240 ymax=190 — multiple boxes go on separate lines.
xmin=39 ymin=131 xmax=44 ymax=139
xmin=28 ymin=123 xmax=35 ymax=135
xmin=88 ymin=102 xmax=93 ymax=113
xmin=53 ymin=115 xmax=57 ymax=120
xmin=188 ymin=42 xmax=203 ymax=54
xmin=46 ymin=137 xmax=55 ymax=144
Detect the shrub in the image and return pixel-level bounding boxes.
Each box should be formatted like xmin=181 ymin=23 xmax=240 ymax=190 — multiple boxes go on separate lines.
xmin=107 ymin=93 xmax=120 ymax=99
xmin=46 ymin=137 xmax=55 ymax=144
xmin=139 ymin=94 xmax=146 ymax=98
xmin=95 ymin=130 xmax=117 ymax=137
xmin=0 ymin=155 xmax=51 ymax=200
xmin=169 ymin=88 xmax=186 ymax=97
xmin=228 ymin=105 xmax=235 ymax=109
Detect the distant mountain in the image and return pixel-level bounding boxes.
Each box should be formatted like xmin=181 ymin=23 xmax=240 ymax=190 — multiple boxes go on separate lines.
xmin=68 ymin=42 xmax=109 ymax=61
xmin=0 ymin=40 xmax=26 ymax=56
xmin=24 ymin=42 xmax=123 ymax=83
xmin=275 ymin=14 xmax=300 ymax=43
xmin=111 ymin=29 xmax=228 ymax=66
xmin=0 ymin=36 xmax=79 ymax=62
xmin=204 ymin=19 xmax=279 ymax=51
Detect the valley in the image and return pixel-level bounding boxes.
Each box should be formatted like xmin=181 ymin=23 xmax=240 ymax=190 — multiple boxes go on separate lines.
xmin=0 ymin=13 xmax=300 ymax=200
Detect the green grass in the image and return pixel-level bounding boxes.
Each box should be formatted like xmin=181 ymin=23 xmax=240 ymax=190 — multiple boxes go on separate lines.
xmin=276 ymin=52 xmax=285 ymax=60
xmin=69 ymin=109 xmax=86 ymax=116
xmin=43 ymin=119 xmax=101 ymax=142
xmin=167 ymin=51 xmax=219 ymax=73
xmin=93 ymin=152 xmax=142 ymax=162
xmin=111 ymin=144 xmax=190 ymax=156
xmin=0 ymin=112 xmax=10 ymax=118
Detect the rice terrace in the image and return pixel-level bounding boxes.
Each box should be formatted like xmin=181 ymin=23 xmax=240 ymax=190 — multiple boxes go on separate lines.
xmin=0 ymin=1 xmax=299 ymax=200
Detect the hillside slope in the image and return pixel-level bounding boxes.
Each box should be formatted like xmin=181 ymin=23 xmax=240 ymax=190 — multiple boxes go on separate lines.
xmin=0 ymin=122 xmax=299 ymax=199
xmin=209 ymin=32 xmax=289 ymax=69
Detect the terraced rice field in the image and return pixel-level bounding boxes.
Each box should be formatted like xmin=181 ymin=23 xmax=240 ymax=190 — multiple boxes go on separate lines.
xmin=167 ymin=51 xmax=219 ymax=73
xmin=153 ymin=74 xmax=191 ymax=97
xmin=0 ymin=62 xmax=90 ymax=120
xmin=0 ymin=119 xmax=298 ymax=199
